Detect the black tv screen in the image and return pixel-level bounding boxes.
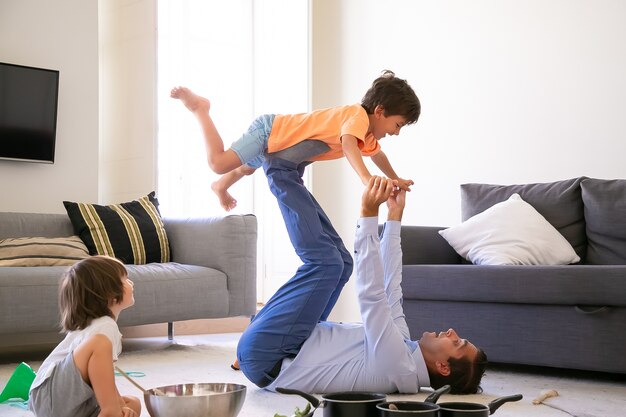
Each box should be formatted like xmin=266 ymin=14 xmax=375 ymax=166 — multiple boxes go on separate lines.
xmin=0 ymin=62 xmax=60 ymax=163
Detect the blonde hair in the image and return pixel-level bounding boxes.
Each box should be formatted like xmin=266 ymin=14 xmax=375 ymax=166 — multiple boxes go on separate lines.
xmin=59 ymin=255 xmax=127 ymax=331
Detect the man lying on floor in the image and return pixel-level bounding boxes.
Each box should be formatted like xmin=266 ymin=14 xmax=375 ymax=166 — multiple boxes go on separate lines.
xmin=237 ymin=176 xmax=487 ymax=394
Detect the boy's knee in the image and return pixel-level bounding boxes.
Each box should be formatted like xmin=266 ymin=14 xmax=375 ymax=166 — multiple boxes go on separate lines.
xmin=207 ymin=158 xmax=228 ymax=174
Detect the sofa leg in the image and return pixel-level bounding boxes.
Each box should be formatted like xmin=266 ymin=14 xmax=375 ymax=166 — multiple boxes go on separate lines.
xmin=167 ymin=322 xmax=173 ymax=341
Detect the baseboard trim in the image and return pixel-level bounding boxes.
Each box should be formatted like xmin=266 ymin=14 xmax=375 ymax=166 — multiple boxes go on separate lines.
xmin=120 ymin=316 xmax=250 ymax=339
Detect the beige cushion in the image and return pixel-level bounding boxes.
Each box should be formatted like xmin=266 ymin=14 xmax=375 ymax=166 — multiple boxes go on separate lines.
xmin=0 ymin=236 xmax=89 ymax=266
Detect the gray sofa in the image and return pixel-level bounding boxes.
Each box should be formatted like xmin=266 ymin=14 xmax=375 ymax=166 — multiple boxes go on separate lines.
xmin=400 ymin=177 xmax=626 ymax=374
xmin=0 ymin=212 xmax=257 ymax=348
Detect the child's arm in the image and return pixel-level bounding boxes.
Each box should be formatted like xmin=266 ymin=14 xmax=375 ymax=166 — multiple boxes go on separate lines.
xmin=370 ymin=151 xmax=414 ymax=191
xmin=342 ymin=134 xmax=373 ymax=185
xmin=73 ymin=334 xmax=125 ymax=417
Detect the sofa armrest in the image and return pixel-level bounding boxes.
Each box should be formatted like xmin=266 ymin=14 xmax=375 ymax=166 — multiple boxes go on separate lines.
xmin=400 ymin=225 xmax=463 ymax=265
xmin=163 ymin=215 xmax=257 ymax=316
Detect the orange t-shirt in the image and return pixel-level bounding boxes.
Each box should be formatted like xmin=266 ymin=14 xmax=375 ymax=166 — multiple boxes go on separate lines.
xmin=267 ymin=104 xmax=381 ymax=161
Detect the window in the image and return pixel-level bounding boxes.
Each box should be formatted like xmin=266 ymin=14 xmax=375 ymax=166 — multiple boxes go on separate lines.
xmin=158 ymin=0 xmax=254 ymax=217
xmin=157 ymin=0 xmax=309 ymax=302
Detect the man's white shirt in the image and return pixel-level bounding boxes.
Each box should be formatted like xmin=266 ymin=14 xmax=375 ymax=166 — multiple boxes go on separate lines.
xmin=267 ymin=217 xmax=430 ymax=393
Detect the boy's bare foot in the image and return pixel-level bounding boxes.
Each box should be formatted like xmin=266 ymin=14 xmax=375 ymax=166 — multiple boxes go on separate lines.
xmin=231 ymin=358 xmax=240 ymax=371
xmin=170 ymin=86 xmax=210 ymax=113
xmin=211 ymin=181 xmax=237 ymax=211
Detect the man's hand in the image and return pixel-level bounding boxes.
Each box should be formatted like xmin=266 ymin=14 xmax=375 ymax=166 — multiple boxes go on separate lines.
xmin=361 ymin=176 xmax=395 ymax=217
xmin=387 ymin=189 xmax=406 ymax=221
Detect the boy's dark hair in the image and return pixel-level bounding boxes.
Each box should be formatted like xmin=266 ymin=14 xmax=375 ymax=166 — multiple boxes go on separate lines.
xmin=59 ymin=255 xmax=127 ymax=331
xmin=429 ymin=348 xmax=488 ymax=394
xmin=361 ymin=70 xmax=421 ymax=124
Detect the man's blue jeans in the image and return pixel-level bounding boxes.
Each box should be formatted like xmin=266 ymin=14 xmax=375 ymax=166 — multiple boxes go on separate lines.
xmin=237 ymin=154 xmax=353 ymax=388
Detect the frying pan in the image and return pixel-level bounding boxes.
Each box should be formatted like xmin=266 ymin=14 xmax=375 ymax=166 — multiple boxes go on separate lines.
xmin=377 ymin=385 xmax=451 ymax=416
xmin=436 ymin=394 xmax=523 ymax=416
xmin=276 ymin=387 xmax=386 ymax=417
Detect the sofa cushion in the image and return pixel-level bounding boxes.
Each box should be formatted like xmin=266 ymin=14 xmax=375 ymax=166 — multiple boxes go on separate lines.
xmin=63 ymin=192 xmax=170 ymax=265
xmin=581 ymin=178 xmax=626 ymax=264
xmin=0 ymin=263 xmax=228 ymax=333
xmin=0 ymin=212 xmax=74 ymax=239
xmin=398 ymin=225 xmax=463 ymax=265
xmin=439 ymin=194 xmax=580 ymax=265
xmin=402 ymin=264 xmax=626 ymax=307
xmin=119 ymin=263 xmax=229 ymax=326
xmin=0 ymin=236 xmax=89 ymax=266
xmin=461 ymin=177 xmax=587 ymax=260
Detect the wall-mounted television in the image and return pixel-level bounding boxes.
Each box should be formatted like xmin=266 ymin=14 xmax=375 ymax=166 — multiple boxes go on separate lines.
xmin=0 ymin=62 xmax=60 ymax=164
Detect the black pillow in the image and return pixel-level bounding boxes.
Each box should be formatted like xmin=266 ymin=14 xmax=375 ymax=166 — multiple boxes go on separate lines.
xmin=63 ymin=192 xmax=170 ymax=264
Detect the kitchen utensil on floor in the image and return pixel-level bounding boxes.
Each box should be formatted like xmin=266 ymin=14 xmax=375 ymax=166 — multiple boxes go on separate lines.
xmin=144 ymin=383 xmax=246 ymax=417
xmin=0 ymin=362 xmax=36 ymax=402
xmin=115 ymin=366 xmax=165 ymax=396
xmin=378 ymin=401 xmax=440 ymax=416
xmin=377 ymin=384 xmax=451 ymax=416
xmin=436 ymin=394 xmax=523 ymax=416
xmin=276 ymin=387 xmax=386 ymax=417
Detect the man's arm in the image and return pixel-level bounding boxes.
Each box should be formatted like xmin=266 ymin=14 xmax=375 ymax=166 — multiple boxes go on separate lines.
xmin=356 ymin=178 xmax=419 ymax=392
xmin=380 ymin=189 xmax=411 ymax=339
xmin=387 ymin=188 xmax=405 ymax=222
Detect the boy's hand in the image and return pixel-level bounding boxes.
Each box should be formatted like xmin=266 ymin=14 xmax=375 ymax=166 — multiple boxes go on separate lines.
xmin=361 ymin=176 xmax=395 ymax=217
xmin=395 ymin=178 xmax=414 ymax=192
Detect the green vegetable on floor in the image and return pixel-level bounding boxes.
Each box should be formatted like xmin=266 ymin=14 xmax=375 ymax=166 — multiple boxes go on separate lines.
xmin=274 ymin=402 xmax=312 ymax=417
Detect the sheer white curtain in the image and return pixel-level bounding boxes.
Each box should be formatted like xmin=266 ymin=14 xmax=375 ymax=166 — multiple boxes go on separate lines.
xmin=157 ymin=0 xmax=310 ymax=303
xmin=157 ymin=0 xmax=254 ymax=217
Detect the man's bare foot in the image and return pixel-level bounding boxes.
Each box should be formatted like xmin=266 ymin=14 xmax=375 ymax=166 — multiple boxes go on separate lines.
xmin=170 ymin=86 xmax=210 ymax=113
xmin=211 ymin=181 xmax=237 ymax=211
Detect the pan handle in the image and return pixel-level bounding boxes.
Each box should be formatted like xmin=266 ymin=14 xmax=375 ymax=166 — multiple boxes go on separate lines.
xmin=574 ymin=306 xmax=610 ymax=315
xmin=488 ymin=394 xmax=523 ymax=414
xmin=424 ymin=384 xmax=451 ymax=404
xmin=275 ymin=387 xmax=321 ymax=408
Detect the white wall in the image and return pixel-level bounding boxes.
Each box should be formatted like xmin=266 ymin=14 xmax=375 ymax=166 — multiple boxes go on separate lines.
xmin=312 ymin=0 xmax=626 ymax=321
xmin=0 ymin=0 xmax=99 ymax=213
xmin=99 ymin=0 xmax=158 ymax=204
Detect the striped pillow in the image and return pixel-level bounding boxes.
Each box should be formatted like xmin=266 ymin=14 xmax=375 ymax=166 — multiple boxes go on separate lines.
xmin=63 ymin=192 xmax=170 ymax=265
xmin=0 ymin=236 xmax=89 ymax=266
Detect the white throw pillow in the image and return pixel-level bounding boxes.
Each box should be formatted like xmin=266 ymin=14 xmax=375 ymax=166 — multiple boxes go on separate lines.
xmin=438 ymin=193 xmax=581 ymax=265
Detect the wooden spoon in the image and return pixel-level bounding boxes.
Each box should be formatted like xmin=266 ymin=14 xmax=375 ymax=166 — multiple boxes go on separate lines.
xmin=115 ymin=366 xmax=165 ymax=396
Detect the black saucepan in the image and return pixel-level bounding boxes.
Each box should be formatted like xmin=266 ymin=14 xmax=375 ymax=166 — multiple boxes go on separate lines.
xmin=377 ymin=385 xmax=451 ymax=416
xmin=436 ymin=394 xmax=523 ymax=416
xmin=276 ymin=387 xmax=386 ymax=417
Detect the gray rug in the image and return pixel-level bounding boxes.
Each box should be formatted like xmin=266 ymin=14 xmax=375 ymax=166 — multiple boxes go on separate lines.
xmin=1 ymin=333 xmax=624 ymax=417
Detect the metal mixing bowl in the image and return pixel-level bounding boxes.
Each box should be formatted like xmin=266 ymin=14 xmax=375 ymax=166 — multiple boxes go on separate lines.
xmin=144 ymin=382 xmax=246 ymax=417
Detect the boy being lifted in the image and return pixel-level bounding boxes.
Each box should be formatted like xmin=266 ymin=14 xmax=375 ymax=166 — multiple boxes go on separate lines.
xmin=171 ymin=70 xmax=420 ymax=211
